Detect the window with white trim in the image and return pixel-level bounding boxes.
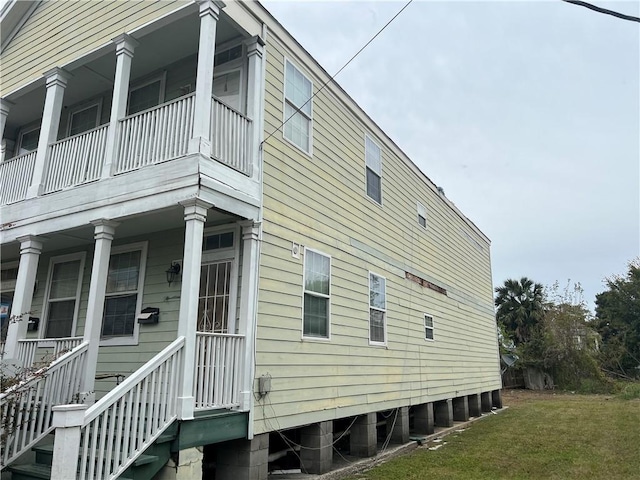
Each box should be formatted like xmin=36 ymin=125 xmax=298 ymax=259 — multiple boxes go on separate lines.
xmin=425 ymin=314 xmax=435 ymax=340
xmin=128 ymin=75 xmax=165 ymax=115
xmin=365 ymin=135 xmax=382 ymax=204
xmin=101 ymin=243 xmax=146 ymax=340
xmin=417 ymin=202 xmax=427 ymax=229
xmin=284 ymin=60 xmax=312 ymax=153
xmin=369 ymin=272 xmax=386 ymax=345
xmin=43 ymin=253 xmax=85 ymax=338
xmin=17 ymin=127 xmax=40 ymax=155
xmin=68 ymin=101 xmax=101 ymax=137
xmin=303 ymin=249 xmax=330 ymax=338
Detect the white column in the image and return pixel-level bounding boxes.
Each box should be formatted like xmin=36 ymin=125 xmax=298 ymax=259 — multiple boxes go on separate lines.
xmin=244 ymin=36 xmax=265 ymax=179
xmin=0 ymin=98 xmax=13 ymax=141
xmin=26 ymin=68 xmax=71 ymax=198
xmin=176 ymin=199 xmax=211 ymax=420
xmin=80 ymin=219 xmax=119 ymax=404
xmin=238 ymin=220 xmax=261 ymax=437
xmin=188 ymin=0 xmax=225 ymax=157
xmin=3 ymin=236 xmax=43 ymax=359
xmin=102 ymin=34 xmax=138 ymax=178
xmin=50 ymin=404 xmax=87 ymax=480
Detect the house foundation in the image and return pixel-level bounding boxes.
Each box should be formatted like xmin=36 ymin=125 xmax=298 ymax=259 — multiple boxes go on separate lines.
xmin=215 ymin=434 xmax=269 ymax=480
xmin=492 ymin=389 xmax=503 ymax=409
xmin=452 ymin=396 xmax=470 ymax=422
xmin=413 ymin=402 xmax=435 ymax=435
xmin=350 ymin=413 xmax=377 ymax=457
xmin=481 ymin=391 xmax=493 ymax=412
xmin=387 ymin=406 xmax=410 ymax=444
xmin=300 ymin=421 xmax=333 ymax=474
xmin=434 ymin=399 xmax=453 ymax=427
xmin=468 ymin=394 xmax=482 ymax=417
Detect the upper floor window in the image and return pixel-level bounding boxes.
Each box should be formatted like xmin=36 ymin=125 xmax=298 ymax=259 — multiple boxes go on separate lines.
xmin=425 ymin=314 xmax=435 ymax=341
xmin=68 ymin=101 xmax=101 ymax=137
xmin=284 ymin=59 xmax=312 ymax=153
xmin=128 ymin=75 xmax=165 ymax=115
xmin=365 ymin=135 xmax=382 ymax=204
xmin=101 ymin=243 xmax=147 ymax=341
xmin=417 ymin=202 xmax=427 ymax=229
xmin=43 ymin=253 xmax=85 ymax=338
xmin=17 ymin=127 xmax=40 ymax=155
xmin=369 ymin=272 xmax=386 ymax=345
xmin=303 ymin=248 xmax=330 ymax=338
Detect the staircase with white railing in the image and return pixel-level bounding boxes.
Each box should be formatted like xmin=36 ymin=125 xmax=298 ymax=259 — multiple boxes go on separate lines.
xmin=0 ymin=341 xmax=89 ymax=469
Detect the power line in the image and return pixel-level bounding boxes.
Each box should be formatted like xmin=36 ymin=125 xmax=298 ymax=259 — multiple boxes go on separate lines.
xmin=561 ymin=0 xmax=640 ymax=23
xmin=262 ymin=0 xmax=414 ymax=147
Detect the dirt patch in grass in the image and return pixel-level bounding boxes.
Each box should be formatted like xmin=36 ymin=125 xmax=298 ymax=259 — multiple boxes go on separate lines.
xmin=346 ymin=389 xmax=640 ymax=480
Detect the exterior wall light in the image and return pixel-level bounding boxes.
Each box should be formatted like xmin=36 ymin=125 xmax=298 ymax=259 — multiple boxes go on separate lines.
xmin=165 ymin=262 xmax=181 ymax=286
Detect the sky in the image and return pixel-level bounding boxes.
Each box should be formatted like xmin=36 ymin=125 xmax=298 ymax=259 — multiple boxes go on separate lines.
xmin=261 ymin=0 xmax=640 ymax=312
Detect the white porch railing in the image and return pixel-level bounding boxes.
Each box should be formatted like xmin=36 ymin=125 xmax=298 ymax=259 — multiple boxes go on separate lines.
xmin=0 ymin=151 xmax=36 ymax=205
xmin=16 ymin=337 xmax=84 ymax=369
xmin=116 ymin=94 xmax=195 ymax=174
xmin=211 ymin=97 xmax=252 ymax=176
xmin=194 ymin=332 xmax=244 ymax=410
xmin=43 ymin=125 xmax=109 ymax=194
xmin=74 ymin=337 xmax=184 ymax=480
xmin=0 ymin=341 xmax=88 ymax=468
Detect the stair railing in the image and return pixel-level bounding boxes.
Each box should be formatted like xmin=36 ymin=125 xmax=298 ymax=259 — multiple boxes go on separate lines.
xmin=0 ymin=341 xmax=89 ymax=469
xmin=69 ymin=336 xmax=184 ymax=480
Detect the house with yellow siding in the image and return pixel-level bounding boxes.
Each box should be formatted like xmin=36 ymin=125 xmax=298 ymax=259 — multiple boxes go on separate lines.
xmin=0 ymin=1 xmax=502 ymax=478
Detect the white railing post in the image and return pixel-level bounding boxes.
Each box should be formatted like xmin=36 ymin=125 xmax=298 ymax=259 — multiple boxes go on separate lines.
xmin=50 ymin=404 xmax=87 ymax=480
xmin=245 ymin=35 xmax=265 ymax=179
xmin=188 ymin=0 xmax=224 ymax=157
xmin=3 ymin=236 xmax=43 ymax=359
xmin=238 ymin=221 xmax=261 ymax=435
xmin=80 ymin=220 xmax=119 ymax=404
xmin=102 ymin=34 xmax=138 ymax=178
xmin=26 ymin=68 xmax=71 ymax=198
xmin=177 ymin=199 xmax=211 ymax=420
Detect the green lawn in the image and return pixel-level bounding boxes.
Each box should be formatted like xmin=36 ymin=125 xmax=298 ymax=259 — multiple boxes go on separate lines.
xmin=348 ymin=390 xmax=640 ymax=480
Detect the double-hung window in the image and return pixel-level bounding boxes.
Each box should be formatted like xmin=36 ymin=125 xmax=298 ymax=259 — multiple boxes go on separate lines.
xmin=17 ymin=127 xmax=40 ymax=155
xmin=369 ymin=272 xmax=386 ymax=345
xmin=43 ymin=253 xmax=85 ymax=338
xmin=284 ymin=60 xmax=312 ymax=153
xmin=425 ymin=314 xmax=435 ymax=340
xmin=365 ymin=135 xmax=382 ymax=204
xmin=68 ymin=101 xmax=101 ymax=137
xmin=303 ymin=249 xmax=330 ymax=338
xmin=417 ymin=202 xmax=427 ymax=229
xmin=128 ymin=75 xmax=165 ymax=115
xmin=101 ymin=243 xmax=146 ymax=342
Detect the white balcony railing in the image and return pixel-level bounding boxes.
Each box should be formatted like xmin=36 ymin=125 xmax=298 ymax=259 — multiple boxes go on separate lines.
xmin=211 ymin=97 xmax=252 ymax=176
xmin=116 ymin=94 xmax=195 ymax=174
xmin=0 ymin=151 xmax=36 ymax=204
xmin=43 ymin=125 xmax=109 ymax=194
xmin=15 ymin=336 xmax=84 ymax=368
xmin=194 ymin=332 xmax=244 ymax=410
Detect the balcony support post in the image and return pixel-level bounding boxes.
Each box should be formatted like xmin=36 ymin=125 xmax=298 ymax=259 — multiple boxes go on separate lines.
xmin=102 ymin=34 xmax=139 ymax=178
xmin=245 ymin=36 xmax=265 ymax=179
xmin=238 ymin=220 xmax=261 ymax=438
xmin=0 ymin=98 xmax=13 ymax=162
xmin=79 ymin=219 xmax=119 ymax=405
xmin=26 ymin=68 xmax=71 ymax=198
xmin=3 ymin=236 xmax=43 ymax=359
xmin=188 ymin=0 xmax=225 ymax=157
xmin=177 ymin=199 xmax=211 ymax=420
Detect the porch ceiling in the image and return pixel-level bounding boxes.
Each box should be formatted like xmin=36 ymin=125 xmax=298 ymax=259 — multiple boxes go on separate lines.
xmin=1 ymin=205 xmax=236 ymax=259
xmin=5 ymin=9 xmax=246 ymax=132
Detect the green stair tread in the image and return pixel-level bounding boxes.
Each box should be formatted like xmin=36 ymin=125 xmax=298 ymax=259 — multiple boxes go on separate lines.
xmin=134 ymin=454 xmax=159 ymax=466
xmin=6 ymin=463 xmax=51 ymax=479
xmin=32 ymin=444 xmax=54 ymax=454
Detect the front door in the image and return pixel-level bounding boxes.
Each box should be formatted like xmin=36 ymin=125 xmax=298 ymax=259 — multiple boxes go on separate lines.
xmin=198 ymin=260 xmax=233 ymax=334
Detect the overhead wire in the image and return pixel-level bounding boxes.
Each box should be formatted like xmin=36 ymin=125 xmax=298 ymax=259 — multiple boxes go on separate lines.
xmin=561 ymin=0 xmax=640 ymax=22
xmin=261 ymin=0 xmax=414 ymax=147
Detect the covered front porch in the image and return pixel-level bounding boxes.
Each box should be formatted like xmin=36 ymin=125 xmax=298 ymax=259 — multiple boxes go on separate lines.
xmin=0 ymin=200 xmax=261 ymax=473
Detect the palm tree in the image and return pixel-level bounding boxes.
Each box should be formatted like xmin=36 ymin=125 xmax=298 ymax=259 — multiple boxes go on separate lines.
xmin=495 ymin=277 xmax=544 ymax=346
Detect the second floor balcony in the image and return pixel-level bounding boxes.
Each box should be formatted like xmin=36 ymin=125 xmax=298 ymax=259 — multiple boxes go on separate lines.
xmin=0 ymin=2 xmax=263 ymax=210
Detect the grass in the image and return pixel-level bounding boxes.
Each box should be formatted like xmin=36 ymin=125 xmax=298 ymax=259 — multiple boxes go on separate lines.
xmin=347 ymin=389 xmax=640 ymax=480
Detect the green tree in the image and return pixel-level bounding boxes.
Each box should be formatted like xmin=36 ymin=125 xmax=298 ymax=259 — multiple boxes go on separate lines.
xmin=495 ymin=277 xmax=544 ymax=346
xmin=594 ymin=259 xmax=640 ymax=379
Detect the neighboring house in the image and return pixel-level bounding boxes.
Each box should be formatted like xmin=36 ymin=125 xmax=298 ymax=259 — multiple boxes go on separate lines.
xmin=0 ymin=1 xmax=502 ymax=479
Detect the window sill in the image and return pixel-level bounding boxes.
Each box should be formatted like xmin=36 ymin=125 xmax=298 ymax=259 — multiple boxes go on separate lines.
xmin=368 ymin=341 xmax=387 ymax=348
xmin=301 ymin=335 xmax=331 ymax=342
xmin=100 ymin=336 xmax=139 ymax=347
